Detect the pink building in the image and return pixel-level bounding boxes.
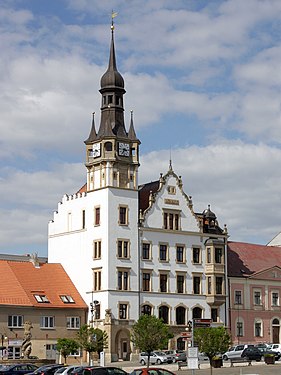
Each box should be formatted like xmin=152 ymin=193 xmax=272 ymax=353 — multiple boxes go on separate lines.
xmin=228 ymin=242 xmax=281 ymax=345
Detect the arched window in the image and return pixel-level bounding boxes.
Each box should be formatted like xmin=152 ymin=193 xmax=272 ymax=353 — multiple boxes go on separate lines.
xmin=141 ymin=305 xmax=152 ymax=315
xmin=176 ymin=306 xmax=186 ymax=325
xmin=192 ymin=307 xmax=202 ymax=319
xmin=159 ymin=305 xmax=169 ymax=324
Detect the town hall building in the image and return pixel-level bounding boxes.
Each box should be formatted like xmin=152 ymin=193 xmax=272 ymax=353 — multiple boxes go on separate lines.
xmin=48 ymin=22 xmax=228 ymax=362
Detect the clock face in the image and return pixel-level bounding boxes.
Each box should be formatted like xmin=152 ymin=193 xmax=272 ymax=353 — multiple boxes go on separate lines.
xmin=92 ymin=143 xmax=101 ymax=158
xmin=118 ymin=142 xmax=130 ymax=156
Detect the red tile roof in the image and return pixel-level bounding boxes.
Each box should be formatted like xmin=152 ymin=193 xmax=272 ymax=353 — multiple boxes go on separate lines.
xmin=227 ymin=241 xmax=281 ymax=277
xmin=0 ymin=260 xmax=87 ymax=309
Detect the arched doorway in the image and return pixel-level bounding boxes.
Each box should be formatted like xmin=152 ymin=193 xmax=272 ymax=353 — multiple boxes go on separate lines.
xmin=115 ymin=328 xmax=131 ymax=361
xmin=272 ymin=318 xmax=280 ymax=343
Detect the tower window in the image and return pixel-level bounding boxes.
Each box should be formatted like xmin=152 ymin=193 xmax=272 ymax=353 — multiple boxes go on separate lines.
xmin=94 ymin=207 xmax=100 ymax=226
xmin=119 ymin=206 xmax=128 ymax=225
xmin=93 ymin=240 xmax=101 ymax=259
xmin=105 ymin=142 xmax=112 ymax=151
xmin=82 ymin=210 xmax=85 ymax=229
xmin=108 ymin=95 xmax=113 ymax=104
xmin=119 ymin=303 xmax=128 ymax=320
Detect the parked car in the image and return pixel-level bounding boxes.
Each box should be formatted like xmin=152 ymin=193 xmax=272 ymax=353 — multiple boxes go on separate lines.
xmin=255 ymin=344 xmax=281 ymax=360
xmin=139 ymin=351 xmax=172 ymax=365
xmin=163 ymin=350 xmax=186 ymax=362
xmin=82 ymin=368 xmax=127 ymax=375
xmin=130 ymin=368 xmax=176 ymax=375
xmin=0 ymin=364 xmax=38 ymax=375
xmin=267 ymin=343 xmax=281 ymax=357
xmin=222 ymin=344 xmax=254 ymax=360
xmin=241 ymin=347 xmax=262 ymax=361
xmin=28 ymin=365 xmax=65 ymax=375
xmin=55 ymin=367 xmax=82 ymax=375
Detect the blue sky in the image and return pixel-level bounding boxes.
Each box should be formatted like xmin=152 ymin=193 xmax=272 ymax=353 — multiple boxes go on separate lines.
xmin=1 ymin=0 xmax=281 ymax=256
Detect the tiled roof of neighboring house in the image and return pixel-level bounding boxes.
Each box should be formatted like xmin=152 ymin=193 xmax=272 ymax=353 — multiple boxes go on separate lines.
xmin=0 ymin=260 xmax=87 ymax=309
xmin=77 ymin=183 xmax=87 ymax=194
xmin=138 ymin=180 xmax=160 ymax=212
xmin=227 ymin=241 xmax=281 ymax=277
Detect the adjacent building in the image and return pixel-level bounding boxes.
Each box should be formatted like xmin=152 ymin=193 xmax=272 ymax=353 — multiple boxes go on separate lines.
xmin=48 ymin=24 xmax=228 ymax=361
xmin=228 ymin=241 xmax=281 ymax=345
xmin=0 ymin=254 xmax=87 ymax=360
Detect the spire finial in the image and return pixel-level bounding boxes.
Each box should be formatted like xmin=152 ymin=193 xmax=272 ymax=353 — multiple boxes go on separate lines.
xmin=169 ymin=147 xmax=173 ymax=171
xmin=111 ymin=10 xmax=118 ymax=31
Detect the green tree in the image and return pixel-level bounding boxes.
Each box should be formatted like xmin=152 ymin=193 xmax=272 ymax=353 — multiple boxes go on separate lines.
xmin=194 ymin=326 xmax=231 ymax=370
xmin=56 ymin=338 xmax=79 ymax=364
xmin=130 ymin=315 xmax=173 ymax=367
xmin=76 ymin=324 xmax=108 ymax=365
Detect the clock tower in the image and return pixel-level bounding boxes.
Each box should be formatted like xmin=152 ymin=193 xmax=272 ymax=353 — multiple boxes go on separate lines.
xmin=84 ymin=23 xmax=140 ymax=192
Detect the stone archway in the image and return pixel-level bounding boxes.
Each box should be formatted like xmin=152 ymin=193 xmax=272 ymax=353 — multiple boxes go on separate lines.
xmin=115 ymin=328 xmax=131 ymax=361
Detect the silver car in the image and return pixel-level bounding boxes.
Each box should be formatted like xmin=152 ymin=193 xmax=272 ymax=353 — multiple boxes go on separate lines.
xmin=139 ymin=351 xmax=172 ymax=365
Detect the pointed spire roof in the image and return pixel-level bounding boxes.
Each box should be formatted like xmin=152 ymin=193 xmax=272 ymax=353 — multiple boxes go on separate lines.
xmin=84 ymin=112 xmax=97 ymax=144
xmin=100 ymin=23 xmax=124 ymax=90
xmin=128 ymin=110 xmax=140 ymax=142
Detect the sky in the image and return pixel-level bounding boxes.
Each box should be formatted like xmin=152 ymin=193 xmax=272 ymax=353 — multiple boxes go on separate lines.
xmin=1 ymin=0 xmax=281 ymax=256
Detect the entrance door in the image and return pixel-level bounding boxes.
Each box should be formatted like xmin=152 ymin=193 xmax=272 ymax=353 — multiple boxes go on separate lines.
xmin=272 ymin=318 xmax=280 ymax=343
xmin=121 ymin=340 xmax=128 ymax=360
xmin=46 ymin=344 xmax=57 ymax=359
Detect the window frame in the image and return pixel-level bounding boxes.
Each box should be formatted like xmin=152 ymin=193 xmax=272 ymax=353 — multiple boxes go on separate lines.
xmin=159 ymin=272 xmax=168 ymax=293
xmin=117 ymin=269 xmax=130 ymax=291
xmin=8 ymin=315 xmax=23 ymax=328
xmin=117 ymin=239 xmax=130 ymax=259
xmin=119 ymin=303 xmax=128 ymax=320
xmin=119 ymin=205 xmax=128 ymax=226
xmin=40 ymin=316 xmax=55 ymax=329
xmin=176 ymin=245 xmax=185 ymax=263
xmin=159 ymin=243 xmax=168 ymax=262
xmin=176 ymin=273 xmax=185 ymax=294
xmin=142 ymin=271 xmax=152 ymax=292
xmin=272 ymin=291 xmax=279 ymax=306
xmin=93 ymin=269 xmax=102 ymax=291
xmin=66 ymin=316 xmax=81 ymax=329
xmin=192 ymin=247 xmax=201 ymax=264
xmin=142 ymin=242 xmax=151 ymax=260
xmin=94 ymin=206 xmax=100 ymax=226
xmin=93 ymin=240 xmax=101 ymax=259
xmin=193 ymin=275 xmax=201 ymax=295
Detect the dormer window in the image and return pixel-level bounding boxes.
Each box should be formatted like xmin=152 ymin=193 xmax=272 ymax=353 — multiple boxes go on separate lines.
xmin=163 ymin=211 xmax=180 ymax=230
xmin=34 ymin=294 xmax=49 ymax=303
xmin=60 ymin=295 xmax=75 ymax=303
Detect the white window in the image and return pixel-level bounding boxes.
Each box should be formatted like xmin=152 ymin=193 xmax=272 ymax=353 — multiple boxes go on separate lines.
xmin=93 ymin=240 xmax=101 ymax=259
xmin=236 ymin=320 xmax=244 ymax=337
xmin=254 ymin=320 xmax=262 ymax=337
xmin=34 ymin=294 xmax=49 ymax=303
xmin=272 ymin=292 xmax=279 ymax=306
xmin=254 ymin=290 xmax=262 ymax=305
xmin=40 ymin=316 xmax=55 ymax=329
xmin=119 ymin=303 xmax=128 ymax=319
xmin=93 ymin=269 xmax=102 ymax=291
xmin=67 ymin=317 xmax=80 ymax=329
xmin=8 ymin=315 xmax=23 ymax=328
xmin=60 ymin=295 xmax=75 ymax=303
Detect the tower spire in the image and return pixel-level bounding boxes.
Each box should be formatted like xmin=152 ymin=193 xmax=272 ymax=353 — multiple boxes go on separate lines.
xmin=84 ymin=112 xmax=97 ymax=144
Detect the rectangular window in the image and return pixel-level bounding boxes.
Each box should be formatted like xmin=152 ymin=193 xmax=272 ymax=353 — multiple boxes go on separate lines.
xmin=94 ymin=207 xmax=100 ymax=226
xmin=159 ymin=244 xmax=168 ymax=261
xmin=235 ymin=290 xmax=242 ymax=304
xmin=192 ymin=247 xmax=200 ymax=264
xmin=211 ymin=308 xmax=218 ymax=323
xmin=40 ymin=316 xmax=55 ymax=329
xmin=207 ymin=276 xmax=212 ymax=294
xmin=34 ymin=294 xmax=49 ymax=303
xmin=142 ymin=272 xmax=151 ymax=291
xmin=119 ymin=206 xmax=128 ymax=225
xmin=118 ymin=270 xmax=129 ymax=291
xmin=142 ymin=243 xmax=151 ymax=260
xmin=215 ymin=248 xmax=223 ymax=263
xmin=255 ymin=322 xmax=262 ymax=337
xmin=272 ymin=292 xmax=279 ymax=306
xmin=67 ymin=317 xmax=80 ymax=329
xmin=160 ymin=274 xmax=168 ymax=292
xmin=177 ymin=275 xmax=185 ymax=294
xmin=254 ymin=291 xmax=261 ymax=305
xmin=60 ymin=295 xmax=75 ymax=303
xmin=93 ymin=270 xmax=101 ymax=291
xmin=176 ymin=246 xmax=184 ymax=263
xmin=207 ymin=247 xmax=211 ymax=263
xmin=216 ymin=277 xmax=223 ymax=294
xmin=93 ymin=240 xmax=101 ymax=259
xmin=8 ymin=315 xmax=23 ymax=328
xmin=119 ymin=304 xmax=128 ymax=319
xmin=117 ymin=240 xmax=129 ymax=258
xmin=193 ymin=276 xmax=201 ymax=294
xmin=163 ymin=211 xmax=180 ymax=230
xmin=82 ymin=210 xmax=86 ymax=229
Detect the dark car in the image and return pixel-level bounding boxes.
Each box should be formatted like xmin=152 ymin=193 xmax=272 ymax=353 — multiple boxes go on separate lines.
xmin=130 ymin=368 xmax=176 ymax=375
xmin=0 ymin=364 xmax=38 ymax=375
xmin=255 ymin=346 xmax=281 ymax=360
xmin=28 ymin=365 xmax=65 ymax=375
xmin=241 ymin=347 xmax=262 ymax=361
xmin=82 ymin=368 xmax=128 ymax=375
